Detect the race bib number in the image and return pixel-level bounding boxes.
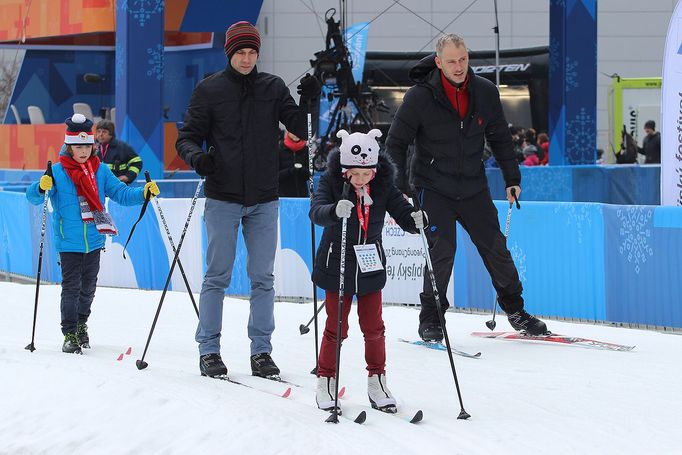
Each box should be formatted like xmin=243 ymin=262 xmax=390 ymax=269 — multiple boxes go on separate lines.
xmin=353 ymin=244 xmax=384 ymax=273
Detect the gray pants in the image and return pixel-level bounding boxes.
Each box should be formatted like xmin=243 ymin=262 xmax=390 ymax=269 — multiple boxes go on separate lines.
xmin=196 ymin=198 xmax=279 ymax=356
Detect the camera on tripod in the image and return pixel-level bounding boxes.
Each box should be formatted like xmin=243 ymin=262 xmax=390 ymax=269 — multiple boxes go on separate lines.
xmin=308 ymin=8 xmax=374 ymax=170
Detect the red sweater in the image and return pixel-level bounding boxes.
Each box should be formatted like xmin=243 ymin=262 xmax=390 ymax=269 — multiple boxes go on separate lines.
xmin=440 ymin=70 xmax=469 ymax=119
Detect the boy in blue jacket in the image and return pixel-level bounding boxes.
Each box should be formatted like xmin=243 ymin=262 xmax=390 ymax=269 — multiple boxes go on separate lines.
xmin=309 ymin=129 xmax=426 ymax=414
xmin=26 ymin=114 xmax=160 ymax=354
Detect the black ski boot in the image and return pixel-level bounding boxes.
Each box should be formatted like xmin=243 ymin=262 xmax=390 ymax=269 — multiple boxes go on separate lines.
xmin=418 ymin=323 xmax=443 ymax=342
xmin=199 ymin=353 xmax=228 ymax=377
xmin=507 ymin=309 xmax=548 ymax=336
xmin=62 ymin=333 xmax=82 ymax=354
xmin=251 ymin=353 xmax=280 ymax=379
xmin=77 ymin=322 xmax=90 ymax=349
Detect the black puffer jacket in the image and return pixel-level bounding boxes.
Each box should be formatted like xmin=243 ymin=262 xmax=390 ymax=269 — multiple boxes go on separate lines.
xmin=385 ymin=54 xmax=520 ymax=200
xmin=310 ymin=150 xmax=419 ymax=295
xmin=278 ymin=140 xmax=310 ymax=197
xmin=176 ymin=65 xmax=307 ymax=206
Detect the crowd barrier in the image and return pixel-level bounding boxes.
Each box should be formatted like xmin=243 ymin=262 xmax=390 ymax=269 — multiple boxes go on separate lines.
xmin=2 ymin=164 xmax=661 ymax=206
xmin=1 ymin=191 xmax=680 ymax=329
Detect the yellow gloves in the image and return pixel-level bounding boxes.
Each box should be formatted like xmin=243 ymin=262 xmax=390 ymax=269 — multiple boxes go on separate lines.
xmin=39 ymin=175 xmax=53 ymax=192
xmin=143 ymin=181 xmax=160 ymax=199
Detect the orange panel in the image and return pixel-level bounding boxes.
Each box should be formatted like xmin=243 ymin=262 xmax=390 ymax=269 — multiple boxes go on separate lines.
xmin=0 ymin=124 xmax=65 ymax=169
xmin=0 ymin=0 xmax=115 ymax=41
xmin=164 ymin=122 xmax=189 ymax=171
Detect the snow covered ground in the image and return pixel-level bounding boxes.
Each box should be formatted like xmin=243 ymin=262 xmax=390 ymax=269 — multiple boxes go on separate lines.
xmin=0 ymin=281 xmax=679 ymax=455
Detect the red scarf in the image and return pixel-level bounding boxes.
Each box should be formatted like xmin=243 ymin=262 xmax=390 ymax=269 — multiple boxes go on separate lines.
xmin=284 ymin=134 xmax=306 ymax=152
xmin=440 ymin=70 xmax=469 ymax=119
xmin=59 ymin=154 xmax=103 ymax=212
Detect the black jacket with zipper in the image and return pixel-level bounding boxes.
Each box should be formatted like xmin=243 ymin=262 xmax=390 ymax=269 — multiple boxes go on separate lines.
xmin=278 ymin=140 xmax=310 ymax=197
xmin=309 ymin=150 xmax=419 ymax=296
xmin=385 ymin=54 xmax=520 ymax=200
xmin=176 ymin=65 xmax=308 ymax=206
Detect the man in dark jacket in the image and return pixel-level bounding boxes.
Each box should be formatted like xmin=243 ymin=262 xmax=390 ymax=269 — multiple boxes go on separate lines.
xmin=278 ymin=130 xmax=310 ymax=197
xmin=95 ymin=120 xmax=142 ymax=184
xmin=176 ymin=21 xmax=321 ymax=379
xmin=385 ymin=34 xmax=547 ymax=341
xmin=638 ymin=120 xmax=661 ymax=164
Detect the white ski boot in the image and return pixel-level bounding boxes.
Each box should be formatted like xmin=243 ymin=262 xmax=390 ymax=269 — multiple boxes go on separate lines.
xmin=368 ymin=373 xmax=397 ymax=413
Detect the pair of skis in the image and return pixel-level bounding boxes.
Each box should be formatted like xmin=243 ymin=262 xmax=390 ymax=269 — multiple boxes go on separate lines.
xmin=207 ymin=373 xmax=423 ymax=425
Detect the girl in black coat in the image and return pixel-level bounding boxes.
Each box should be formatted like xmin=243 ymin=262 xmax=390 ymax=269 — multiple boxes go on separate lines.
xmin=309 ymin=129 xmax=426 ymax=414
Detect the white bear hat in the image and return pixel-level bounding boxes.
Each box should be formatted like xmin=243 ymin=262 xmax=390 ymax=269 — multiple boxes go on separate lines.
xmin=337 ymin=128 xmax=382 ymax=173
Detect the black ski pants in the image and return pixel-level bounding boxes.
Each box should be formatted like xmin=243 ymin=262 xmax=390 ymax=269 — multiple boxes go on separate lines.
xmin=59 ymin=249 xmax=101 ymax=335
xmin=418 ymin=188 xmax=524 ymax=329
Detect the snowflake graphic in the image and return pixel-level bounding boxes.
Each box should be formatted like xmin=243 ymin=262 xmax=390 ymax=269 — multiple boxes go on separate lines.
xmin=280 ymin=201 xmax=306 ymax=222
xmin=616 ymin=206 xmax=654 ymax=274
xmin=566 ymin=108 xmax=595 ymax=164
xmin=549 ymin=36 xmax=560 ymax=75
xmin=119 ymin=0 xmax=163 ymax=27
xmin=553 ymin=203 xmax=595 ymax=244
xmin=522 ymin=167 xmax=571 ymax=201
xmin=508 ymin=243 xmax=527 ymax=283
xmin=565 ymin=57 xmax=578 ymax=91
xmin=146 ymin=44 xmax=163 ymax=80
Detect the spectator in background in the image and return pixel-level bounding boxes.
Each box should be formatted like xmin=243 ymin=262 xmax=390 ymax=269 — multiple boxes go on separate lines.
xmin=278 ymin=130 xmax=310 ymax=197
xmin=521 ymin=131 xmax=540 ymax=166
xmin=537 ymin=132 xmax=549 ymax=165
xmin=638 ymin=120 xmax=661 ymax=164
xmin=509 ymin=125 xmax=524 ymax=163
xmin=95 ymin=120 xmax=142 ymax=184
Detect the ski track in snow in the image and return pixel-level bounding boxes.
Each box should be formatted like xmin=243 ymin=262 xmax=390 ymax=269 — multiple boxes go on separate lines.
xmin=0 ymin=282 xmax=679 ymax=454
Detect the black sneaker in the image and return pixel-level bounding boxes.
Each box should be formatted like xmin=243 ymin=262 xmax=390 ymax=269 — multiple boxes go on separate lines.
xmin=77 ymin=322 xmax=90 ymax=348
xmin=199 ymin=353 xmax=228 ymax=377
xmin=251 ymin=353 xmax=280 ymax=378
xmin=62 ymin=333 xmax=82 ymax=354
xmin=507 ymin=310 xmax=548 ymax=336
xmin=418 ymin=323 xmax=444 ymax=342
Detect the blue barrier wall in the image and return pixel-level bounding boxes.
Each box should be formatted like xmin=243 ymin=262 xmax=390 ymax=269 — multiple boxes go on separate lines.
xmin=2 ymin=191 xmax=680 ymax=328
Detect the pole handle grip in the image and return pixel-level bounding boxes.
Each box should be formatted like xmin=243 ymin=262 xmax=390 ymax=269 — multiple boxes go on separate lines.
xmin=511 ymin=187 xmax=520 ymax=209
xmin=145 ymin=171 xmax=151 ymax=183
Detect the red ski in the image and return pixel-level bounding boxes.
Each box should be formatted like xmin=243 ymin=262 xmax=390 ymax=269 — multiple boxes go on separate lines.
xmin=471 ymin=331 xmax=635 ymax=352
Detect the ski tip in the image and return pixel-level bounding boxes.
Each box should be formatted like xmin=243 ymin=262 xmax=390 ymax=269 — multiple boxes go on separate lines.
xmin=409 ymin=410 xmax=424 ymax=424
xmin=354 ymin=411 xmax=367 ymax=424
xmin=338 ymin=386 xmax=346 ymax=398
xmin=116 ymin=353 xmax=124 ymax=361
xmin=135 ymin=359 xmax=148 ymax=370
xmin=282 ymin=387 xmax=292 ymax=398
xmin=125 ymin=347 xmax=132 ymax=355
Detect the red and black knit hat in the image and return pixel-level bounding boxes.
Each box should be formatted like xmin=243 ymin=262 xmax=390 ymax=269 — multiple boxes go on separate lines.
xmin=64 ymin=113 xmax=94 ymax=145
xmin=224 ymin=21 xmax=260 ymax=58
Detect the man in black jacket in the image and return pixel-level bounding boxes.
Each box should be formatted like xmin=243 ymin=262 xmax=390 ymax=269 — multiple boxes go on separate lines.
xmin=176 ymin=21 xmax=321 ymax=378
xmin=638 ymin=120 xmax=661 ymax=164
xmin=386 ymin=34 xmax=547 ymax=340
xmin=95 ymin=120 xmax=142 ymax=184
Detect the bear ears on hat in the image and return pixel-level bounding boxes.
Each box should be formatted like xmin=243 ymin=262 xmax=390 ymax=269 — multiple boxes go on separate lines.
xmin=336 ymin=128 xmax=383 ymax=140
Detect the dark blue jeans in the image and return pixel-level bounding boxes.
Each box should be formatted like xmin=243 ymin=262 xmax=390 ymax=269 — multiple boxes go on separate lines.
xmin=59 ymin=249 xmax=101 ymax=335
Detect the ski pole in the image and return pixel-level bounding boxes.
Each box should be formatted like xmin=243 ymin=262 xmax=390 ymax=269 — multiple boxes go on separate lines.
xmin=412 ymin=188 xmax=470 ymax=420
xmin=305 ymin=111 xmax=321 ymax=372
xmin=486 ymin=188 xmax=520 ymax=331
xmin=145 ymin=171 xmax=199 ymax=318
xmin=136 ymin=178 xmax=204 ymax=370
xmin=326 ymin=181 xmax=351 ymax=424
xmin=122 ymin=170 xmax=153 ymax=259
xmin=25 ymin=161 xmax=52 ymax=352
xmin=299 ymin=302 xmax=325 ymax=334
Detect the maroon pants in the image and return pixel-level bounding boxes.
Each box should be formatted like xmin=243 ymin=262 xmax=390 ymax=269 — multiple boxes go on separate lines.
xmin=317 ymin=290 xmax=386 ymax=377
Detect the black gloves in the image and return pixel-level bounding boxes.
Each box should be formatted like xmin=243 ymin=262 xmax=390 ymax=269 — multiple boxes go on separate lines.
xmin=193 ymin=148 xmax=217 ymax=177
xmin=297 ymin=73 xmax=321 ymax=104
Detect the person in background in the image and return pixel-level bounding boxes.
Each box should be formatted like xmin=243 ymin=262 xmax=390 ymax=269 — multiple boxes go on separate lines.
xmin=521 ymin=131 xmax=540 ymax=166
xmin=638 ymin=120 xmax=661 ymax=164
xmin=95 ymin=120 xmax=143 ymax=184
xmin=278 ymin=130 xmax=310 ymax=197
xmin=537 ymin=132 xmax=549 ymax=165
